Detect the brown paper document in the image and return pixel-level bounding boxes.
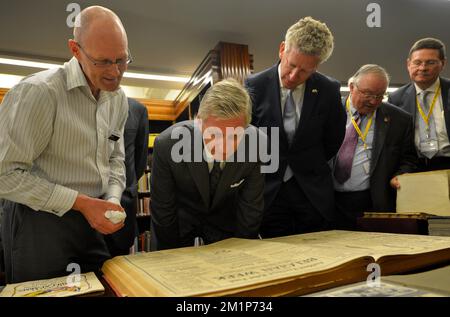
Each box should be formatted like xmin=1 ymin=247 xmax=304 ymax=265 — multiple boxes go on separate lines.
xmin=397 ymin=170 xmax=450 ymax=216
xmin=0 ymin=272 xmax=104 ymax=297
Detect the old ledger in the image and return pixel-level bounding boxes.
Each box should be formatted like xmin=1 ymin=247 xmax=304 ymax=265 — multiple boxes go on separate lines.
xmin=102 ymin=230 xmax=450 ymax=297
xmin=397 ymin=170 xmax=450 ymax=216
xmin=0 ymin=272 xmax=104 ymax=297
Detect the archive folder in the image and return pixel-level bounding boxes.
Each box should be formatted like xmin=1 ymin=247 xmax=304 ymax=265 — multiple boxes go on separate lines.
xmin=101 ymin=230 xmax=450 ymax=297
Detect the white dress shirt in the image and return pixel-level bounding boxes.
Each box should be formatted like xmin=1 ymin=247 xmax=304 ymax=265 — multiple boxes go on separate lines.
xmin=0 ymin=57 xmax=128 ymax=216
xmin=414 ymin=78 xmax=450 ymax=157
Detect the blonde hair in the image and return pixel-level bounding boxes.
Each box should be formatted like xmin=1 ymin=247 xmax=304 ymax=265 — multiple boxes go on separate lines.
xmin=285 ymin=16 xmax=334 ymax=63
xmin=197 ymin=78 xmax=251 ymax=126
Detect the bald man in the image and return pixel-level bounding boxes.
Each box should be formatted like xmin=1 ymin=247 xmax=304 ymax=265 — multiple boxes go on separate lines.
xmin=0 ymin=6 xmax=130 ymax=283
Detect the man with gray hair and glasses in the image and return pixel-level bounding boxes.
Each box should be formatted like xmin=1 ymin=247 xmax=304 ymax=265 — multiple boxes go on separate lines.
xmin=389 ymin=38 xmax=449 ymax=171
xmin=245 ymin=17 xmax=346 ymax=238
xmin=0 ymin=6 xmax=130 ymax=283
xmin=333 ymin=65 xmax=418 ymax=229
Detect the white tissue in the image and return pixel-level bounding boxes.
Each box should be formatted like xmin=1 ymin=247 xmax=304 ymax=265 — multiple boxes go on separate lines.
xmin=104 ymin=210 xmax=126 ymax=224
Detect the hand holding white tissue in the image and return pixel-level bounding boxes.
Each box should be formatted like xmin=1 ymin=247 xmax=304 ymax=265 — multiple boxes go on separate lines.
xmin=104 ymin=210 xmax=126 ymax=224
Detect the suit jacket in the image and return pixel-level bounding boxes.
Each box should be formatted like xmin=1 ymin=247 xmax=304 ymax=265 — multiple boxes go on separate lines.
xmin=245 ymin=64 xmax=346 ymax=220
xmin=107 ymin=98 xmax=149 ymax=251
xmin=150 ymin=120 xmax=265 ymax=251
xmin=388 ymin=77 xmax=450 ymax=142
xmin=340 ymin=99 xmax=418 ymax=211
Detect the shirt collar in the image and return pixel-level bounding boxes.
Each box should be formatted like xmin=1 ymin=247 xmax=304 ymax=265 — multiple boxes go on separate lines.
xmin=414 ymin=77 xmax=440 ymax=95
xmin=65 ymin=56 xmax=119 ymax=100
xmin=65 ymin=57 xmax=90 ymax=91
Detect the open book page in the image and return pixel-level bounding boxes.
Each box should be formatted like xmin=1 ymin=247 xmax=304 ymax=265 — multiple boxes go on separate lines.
xmin=269 ymin=230 xmax=450 ymax=260
xmin=103 ymin=236 xmax=372 ymax=297
xmin=397 ymin=170 xmax=450 ymax=216
xmin=0 ymin=272 xmax=104 ymax=297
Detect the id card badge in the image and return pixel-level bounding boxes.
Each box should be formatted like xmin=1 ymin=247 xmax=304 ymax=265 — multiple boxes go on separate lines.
xmin=363 ymin=162 xmax=371 ymax=175
xmin=420 ymin=139 xmax=438 ymax=153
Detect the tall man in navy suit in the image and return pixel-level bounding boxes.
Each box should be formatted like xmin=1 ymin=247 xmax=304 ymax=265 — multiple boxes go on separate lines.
xmin=389 ymin=38 xmax=450 ymax=171
xmin=104 ymin=98 xmax=149 ymax=256
xmin=245 ymin=17 xmax=346 ymax=238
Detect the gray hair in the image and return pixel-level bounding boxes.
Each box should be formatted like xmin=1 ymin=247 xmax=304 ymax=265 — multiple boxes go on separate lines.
xmin=348 ymin=64 xmax=390 ymax=87
xmin=409 ymin=37 xmax=446 ymax=60
xmin=284 ymin=16 xmax=334 ymax=63
xmin=197 ymin=78 xmax=251 ymax=126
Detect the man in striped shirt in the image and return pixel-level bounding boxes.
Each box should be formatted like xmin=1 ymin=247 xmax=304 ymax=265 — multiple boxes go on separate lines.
xmin=0 ymin=6 xmax=130 ymax=283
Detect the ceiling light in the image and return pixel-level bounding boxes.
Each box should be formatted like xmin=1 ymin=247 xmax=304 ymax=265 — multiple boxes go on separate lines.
xmin=0 ymin=57 xmax=190 ymax=83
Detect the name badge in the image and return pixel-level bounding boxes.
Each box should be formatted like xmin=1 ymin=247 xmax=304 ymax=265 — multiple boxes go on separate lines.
xmin=420 ymin=139 xmax=438 ymax=153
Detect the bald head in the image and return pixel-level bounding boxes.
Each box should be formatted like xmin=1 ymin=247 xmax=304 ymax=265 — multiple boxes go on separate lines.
xmin=69 ymin=6 xmax=129 ymax=98
xmin=73 ymin=6 xmax=127 ymax=46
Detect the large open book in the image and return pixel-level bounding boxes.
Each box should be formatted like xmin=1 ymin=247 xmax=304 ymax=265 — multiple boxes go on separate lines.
xmin=101 ymin=231 xmax=450 ymax=297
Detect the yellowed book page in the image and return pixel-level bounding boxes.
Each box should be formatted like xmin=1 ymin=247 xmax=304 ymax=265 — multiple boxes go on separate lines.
xmin=270 ymin=231 xmax=450 ymax=260
xmin=0 ymin=272 xmax=104 ymax=297
xmin=397 ymin=170 xmax=450 ymax=216
xmin=103 ymin=236 xmax=372 ymax=297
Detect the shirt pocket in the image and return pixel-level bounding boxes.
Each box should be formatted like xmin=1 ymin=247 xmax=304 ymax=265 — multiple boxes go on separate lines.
xmin=107 ymin=129 xmax=121 ymax=157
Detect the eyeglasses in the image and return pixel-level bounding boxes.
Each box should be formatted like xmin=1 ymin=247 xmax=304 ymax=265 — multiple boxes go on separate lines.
xmin=410 ymin=59 xmax=441 ymax=68
xmin=76 ymin=43 xmax=133 ymax=67
xmin=355 ymin=85 xmax=387 ymax=100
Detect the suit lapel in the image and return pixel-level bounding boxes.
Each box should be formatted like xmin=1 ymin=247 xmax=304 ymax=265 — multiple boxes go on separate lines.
xmin=440 ymin=78 xmax=450 ymax=140
xmin=403 ymin=84 xmax=417 ymax=122
xmin=186 ymin=126 xmax=210 ymax=208
xmin=296 ymin=75 xmax=318 ymax=138
xmin=266 ymin=66 xmax=289 ymax=146
xmin=371 ymin=105 xmax=390 ymax=174
xmin=210 ymin=162 xmax=237 ymax=209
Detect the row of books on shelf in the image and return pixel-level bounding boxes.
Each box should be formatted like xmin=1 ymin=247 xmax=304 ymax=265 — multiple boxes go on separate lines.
xmin=137 ymin=171 xmax=151 ymax=193
xmin=137 ymin=196 xmax=151 ymax=216
xmin=129 ymin=231 xmax=151 ymax=254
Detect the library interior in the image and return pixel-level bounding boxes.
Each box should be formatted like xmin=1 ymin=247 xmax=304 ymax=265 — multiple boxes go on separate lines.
xmin=1 ymin=0 xmax=450 ymax=299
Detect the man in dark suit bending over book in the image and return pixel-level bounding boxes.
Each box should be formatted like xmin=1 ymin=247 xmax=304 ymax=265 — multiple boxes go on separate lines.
xmin=0 ymin=6 xmax=130 ymax=283
xmin=150 ymin=79 xmax=265 ymax=251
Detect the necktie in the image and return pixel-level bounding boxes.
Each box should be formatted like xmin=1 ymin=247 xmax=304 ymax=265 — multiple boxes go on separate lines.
xmin=418 ymin=91 xmax=438 ymax=159
xmin=283 ymin=90 xmax=298 ymax=145
xmin=334 ymin=115 xmax=361 ymax=184
xmin=210 ymin=161 xmax=222 ymax=200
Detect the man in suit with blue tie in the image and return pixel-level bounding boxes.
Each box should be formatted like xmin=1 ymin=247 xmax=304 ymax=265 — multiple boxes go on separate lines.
xmin=389 ymin=38 xmax=450 ymax=171
xmin=333 ymin=65 xmax=418 ymax=229
xmin=104 ymin=98 xmax=149 ymax=256
xmin=245 ymin=17 xmax=346 ymax=238
xmin=150 ymin=79 xmax=265 ymax=251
